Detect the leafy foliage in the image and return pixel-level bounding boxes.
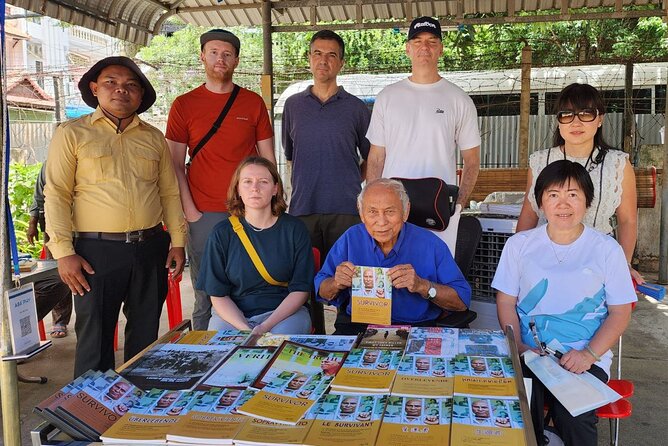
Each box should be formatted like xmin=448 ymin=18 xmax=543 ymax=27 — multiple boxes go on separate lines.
xmin=138 ymin=17 xmax=667 ymax=105
xmin=8 ymin=163 xmax=42 ymax=258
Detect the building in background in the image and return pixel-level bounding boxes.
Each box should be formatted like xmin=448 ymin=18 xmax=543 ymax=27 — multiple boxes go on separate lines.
xmin=4 ymin=4 xmax=120 ymax=162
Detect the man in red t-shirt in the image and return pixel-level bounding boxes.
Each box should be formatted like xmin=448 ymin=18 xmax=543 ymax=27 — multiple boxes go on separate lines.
xmin=166 ymin=29 xmax=275 ymax=330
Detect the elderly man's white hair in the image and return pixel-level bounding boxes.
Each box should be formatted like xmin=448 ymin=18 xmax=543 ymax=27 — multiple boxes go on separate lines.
xmin=357 ymin=178 xmax=410 ymax=214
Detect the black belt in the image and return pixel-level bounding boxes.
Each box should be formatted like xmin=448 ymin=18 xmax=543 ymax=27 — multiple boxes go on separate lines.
xmin=75 ymin=224 xmax=164 ymax=243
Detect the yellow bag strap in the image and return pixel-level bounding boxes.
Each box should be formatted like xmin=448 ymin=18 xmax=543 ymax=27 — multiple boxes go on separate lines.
xmin=229 ymin=215 xmax=288 ymax=287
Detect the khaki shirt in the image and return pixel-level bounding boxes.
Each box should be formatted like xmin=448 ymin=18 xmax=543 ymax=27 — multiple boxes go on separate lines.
xmin=45 ymin=108 xmax=187 ymax=259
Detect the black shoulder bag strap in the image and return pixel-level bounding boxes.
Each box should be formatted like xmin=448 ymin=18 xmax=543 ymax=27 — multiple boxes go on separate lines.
xmin=189 ymin=84 xmax=241 ymax=162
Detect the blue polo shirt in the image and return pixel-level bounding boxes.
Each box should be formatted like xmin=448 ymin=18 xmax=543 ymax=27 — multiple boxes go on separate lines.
xmin=314 ymin=223 xmax=471 ymax=323
xmin=282 ymin=86 xmax=371 ymax=216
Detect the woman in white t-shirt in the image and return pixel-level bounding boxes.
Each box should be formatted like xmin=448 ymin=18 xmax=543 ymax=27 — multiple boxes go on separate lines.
xmin=493 ymin=160 xmax=637 ymax=446
xmin=516 ymin=83 xmax=643 ymax=284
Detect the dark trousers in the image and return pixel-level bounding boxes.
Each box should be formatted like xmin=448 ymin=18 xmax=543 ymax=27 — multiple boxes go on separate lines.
xmin=72 ymin=231 xmax=170 ymax=377
xmin=299 ymin=214 xmax=360 ymax=334
xmin=35 ymin=275 xmax=72 ymax=326
xmin=298 ymin=213 xmax=360 ymax=261
xmin=523 ymin=359 xmax=607 ymax=446
xmin=333 ymin=308 xmax=436 ymax=336
xmin=187 ymin=212 xmax=229 ymax=330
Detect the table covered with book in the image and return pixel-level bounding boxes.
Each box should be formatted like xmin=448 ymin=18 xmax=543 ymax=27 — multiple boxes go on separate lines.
xmin=32 ymin=324 xmax=536 ymax=446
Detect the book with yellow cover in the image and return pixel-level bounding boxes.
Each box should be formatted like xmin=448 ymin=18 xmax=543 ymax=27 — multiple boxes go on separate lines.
xmin=450 ymin=395 xmax=527 ymax=445
xmin=237 ymin=341 xmax=346 ymax=425
xmin=391 ymin=355 xmax=454 ymax=397
xmin=233 ymin=395 xmax=320 ymax=446
xmin=177 ymin=330 xmax=217 ymax=345
xmin=166 ymin=387 xmax=255 ymax=445
xmin=452 ymin=355 xmax=518 ymax=397
xmin=351 ymin=266 xmax=392 ymax=325
xmin=302 ymin=393 xmax=386 ymax=446
xmin=100 ymin=389 xmax=198 ymax=444
xmin=375 ymin=396 xmax=452 ymax=446
xmin=330 ymin=348 xmax=401 ymax=394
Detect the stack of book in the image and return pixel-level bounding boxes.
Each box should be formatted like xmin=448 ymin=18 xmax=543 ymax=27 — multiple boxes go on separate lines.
xmin=34 ymin=328 xmax=532 ymax=445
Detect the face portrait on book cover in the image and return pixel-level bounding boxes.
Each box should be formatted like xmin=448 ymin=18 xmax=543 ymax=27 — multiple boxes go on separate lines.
xmin=404 ymin=398 xmax=422 ymax=423
xmin=105 ymin=381 xmax=131 ymax=401
xmin=362 ymin=350 xmax=380 ymax=367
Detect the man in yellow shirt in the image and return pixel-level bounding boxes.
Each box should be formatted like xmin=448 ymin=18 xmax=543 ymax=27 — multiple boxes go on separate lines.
xmin=45 ymin=57 xmax=187 ymax=377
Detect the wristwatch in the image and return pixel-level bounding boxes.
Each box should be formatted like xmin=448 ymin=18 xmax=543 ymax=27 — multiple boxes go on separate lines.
xmin=426 ymin=282 xmax=437 ymax=301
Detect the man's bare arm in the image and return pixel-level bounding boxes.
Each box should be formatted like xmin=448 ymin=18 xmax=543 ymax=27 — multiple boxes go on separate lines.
xmin=257 ymin=138 xmax=276 ymax=164
xmin=457 ymin=146 xmax=481 ymax=207
xmin=366 ymin=145 xmax=386 ymax=182
xmin=166 ymin=139 xmax=200 ymax=222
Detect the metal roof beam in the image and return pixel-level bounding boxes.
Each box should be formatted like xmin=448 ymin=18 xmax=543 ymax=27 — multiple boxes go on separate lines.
xmin=270 ymin=9 xmax=666 ymax=32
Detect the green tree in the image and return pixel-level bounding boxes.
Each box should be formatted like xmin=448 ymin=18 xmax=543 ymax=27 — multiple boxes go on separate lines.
xmin=8 ymin=163 xmax=42 ymax=258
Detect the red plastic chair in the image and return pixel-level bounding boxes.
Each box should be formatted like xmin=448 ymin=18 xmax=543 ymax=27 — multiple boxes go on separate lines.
xmin=596 ymin=399 xmax=632 ymax=446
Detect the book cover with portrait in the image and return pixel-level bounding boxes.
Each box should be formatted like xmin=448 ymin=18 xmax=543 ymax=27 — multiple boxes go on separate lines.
xmin=392 ymin=355 xmax=454 ymax=397
xmin=376 ymin=396 xmax=452 ymax=446
xmin=351 ymin=266 xmax=392 ymax=325
xmin=237 ymin=341 xmax=346 ymax=425
xmin=452 ymin=354 xmax=518 ymax=398
xmin=303 ymin=393 xmax=387 ymax=446
xmin=330 ymin=348 xmax=401 ymax=394
xmin=450 ymin=394 xmax=527 ymax=445
xmin=233 ymin=393 xmax=321 ymax=445
xmin=166 ymin=387 xmax=255 ymax=445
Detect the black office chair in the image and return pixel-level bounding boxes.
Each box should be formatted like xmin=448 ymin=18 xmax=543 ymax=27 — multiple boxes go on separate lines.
xmin=435 ymin=215 xmax=482 ymax=328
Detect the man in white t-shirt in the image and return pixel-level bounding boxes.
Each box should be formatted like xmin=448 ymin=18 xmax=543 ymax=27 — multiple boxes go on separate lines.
xmin=365 ymin=16 xmax=481 ymax=253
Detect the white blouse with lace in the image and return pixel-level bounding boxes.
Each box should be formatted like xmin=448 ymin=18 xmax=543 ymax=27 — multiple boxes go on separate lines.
xmin=527 ymin=146 xmax=628 ymax=234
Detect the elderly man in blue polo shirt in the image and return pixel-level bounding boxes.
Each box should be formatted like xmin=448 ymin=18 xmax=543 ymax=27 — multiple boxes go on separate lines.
xmin=315 ymin=178 xmax=471 ymax=334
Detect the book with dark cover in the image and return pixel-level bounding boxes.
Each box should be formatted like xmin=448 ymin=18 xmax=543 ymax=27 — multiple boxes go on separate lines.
xmin=121 ymin=343 xmax=235 ymax=390
xmin=357 ymin=324 xmax=410 ymax=350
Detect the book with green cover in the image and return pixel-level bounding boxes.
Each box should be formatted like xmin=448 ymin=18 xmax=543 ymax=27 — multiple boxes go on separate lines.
xmin=237 ymin=341 xmax=346 ymax=425
xmin=196 ymin=346 xmax=276 ymax=391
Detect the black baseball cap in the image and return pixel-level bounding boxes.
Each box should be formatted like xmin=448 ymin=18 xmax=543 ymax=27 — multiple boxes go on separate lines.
xmin=78 ymin=56 xmax=156 ymax=114
xmin=200 ymin=29 xmax=241 ymax=55
xmin=407 ymin=16 xmax=442 ymax=41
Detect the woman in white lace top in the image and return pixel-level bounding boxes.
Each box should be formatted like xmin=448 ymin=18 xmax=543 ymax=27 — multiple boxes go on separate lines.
xmin=517 ymin=83 xmax=643 ymax=284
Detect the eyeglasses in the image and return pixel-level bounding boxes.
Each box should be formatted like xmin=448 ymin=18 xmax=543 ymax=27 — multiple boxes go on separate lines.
xmin=556 ymin=109 xmax=599 ymax=124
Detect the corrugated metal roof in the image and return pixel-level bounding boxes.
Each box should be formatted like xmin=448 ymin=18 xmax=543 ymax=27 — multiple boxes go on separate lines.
xmin=9 ymin=0 xmax=666 ymax=45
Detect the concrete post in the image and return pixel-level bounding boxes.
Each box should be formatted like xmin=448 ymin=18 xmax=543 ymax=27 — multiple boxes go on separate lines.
xmin=519 ymin=44 xmax=532 ymax=168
